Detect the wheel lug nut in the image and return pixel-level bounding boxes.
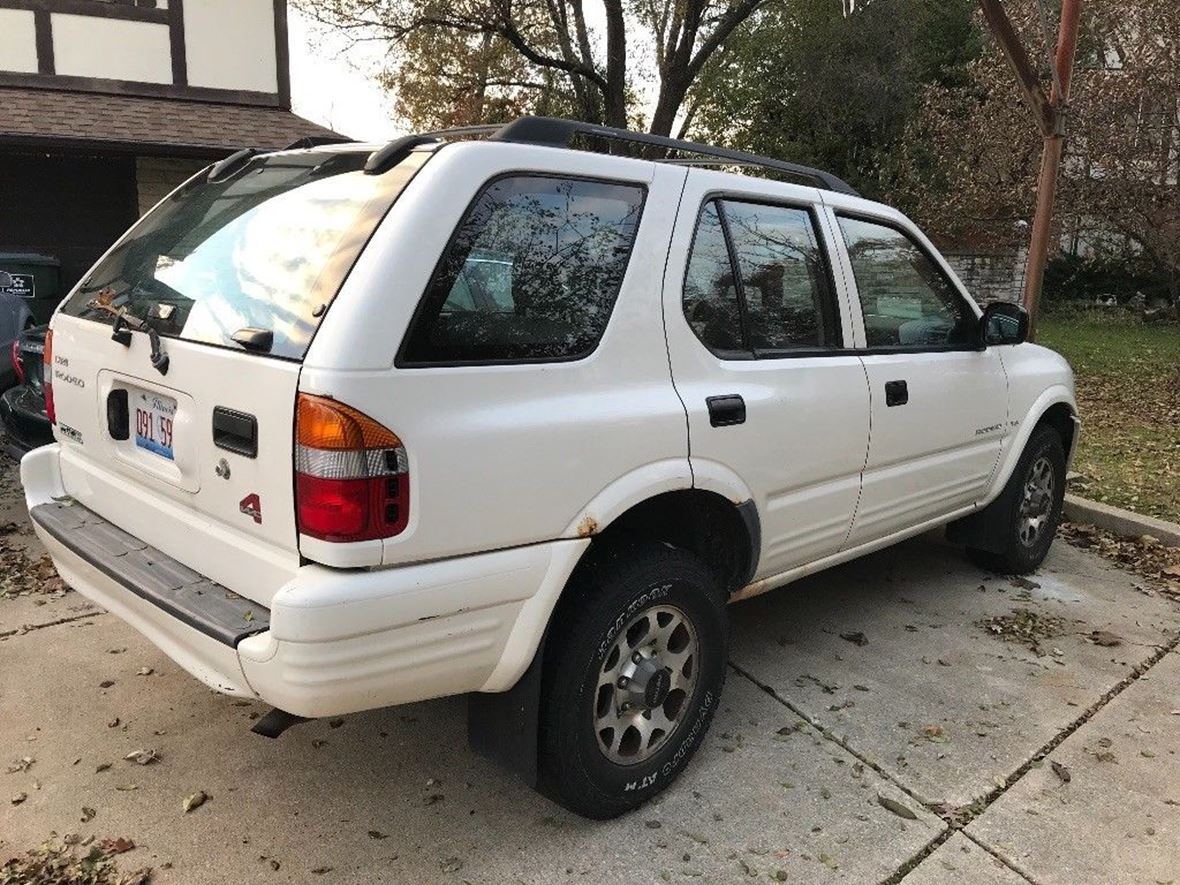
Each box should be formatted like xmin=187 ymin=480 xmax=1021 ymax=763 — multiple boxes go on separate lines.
xmin=617 ymin=676 xmax=629 ymax=688
xmin=632 ymin=652 xmax=643 ymax=664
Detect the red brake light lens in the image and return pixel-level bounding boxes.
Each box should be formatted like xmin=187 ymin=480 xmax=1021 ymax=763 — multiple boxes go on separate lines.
xmin=294 ymin=394 xmax=408 ymax=543
xmin=11 ymin=340 xmax=23 ymax=386
xmin=43 ymin=329 xmax=55 ymax=425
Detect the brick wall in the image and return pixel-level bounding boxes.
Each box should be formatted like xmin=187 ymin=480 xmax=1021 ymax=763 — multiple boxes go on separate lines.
xmin=135 ymin=156 xmax=210 ymax=215
xmin=944 ymin=249 xmax=1027 ymax=304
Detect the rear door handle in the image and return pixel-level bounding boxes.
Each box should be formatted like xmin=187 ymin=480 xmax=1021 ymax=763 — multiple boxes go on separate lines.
xmin=212 ymin=407 xmax=258 ymax=458
xmin=885 ymin=380 xmax=908 ymax=407
xmin=707 ymin=394 xmax=746 ymax=427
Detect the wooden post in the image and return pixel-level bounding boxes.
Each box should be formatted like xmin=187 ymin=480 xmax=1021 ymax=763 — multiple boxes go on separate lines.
xmin=979 ymin=0 xmax=1081 ymax=339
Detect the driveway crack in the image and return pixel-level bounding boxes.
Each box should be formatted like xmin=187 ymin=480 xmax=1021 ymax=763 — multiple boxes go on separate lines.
xmin=0 ymin=610 xmax=105 ymax=638
xmin=731 ymin=631 xmax=1180 ymax=884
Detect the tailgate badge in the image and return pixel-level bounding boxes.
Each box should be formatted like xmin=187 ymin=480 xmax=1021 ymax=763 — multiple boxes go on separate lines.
xmin=239 ymin=493 xmax=262 ymax=525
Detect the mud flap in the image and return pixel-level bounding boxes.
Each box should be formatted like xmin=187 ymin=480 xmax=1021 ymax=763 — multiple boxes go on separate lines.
xmin=947 ymin=482 xmax=1018 ymax=554
xmin=467 ymin=644 xmax=543 ymax=788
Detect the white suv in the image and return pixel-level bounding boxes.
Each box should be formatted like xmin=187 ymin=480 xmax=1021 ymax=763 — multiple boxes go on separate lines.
xmin=24 ymin=117 xmax=1078 ymax=819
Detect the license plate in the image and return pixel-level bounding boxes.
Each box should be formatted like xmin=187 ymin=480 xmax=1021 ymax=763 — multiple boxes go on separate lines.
xmin=133 ymin=391 xmax=177 ymax=461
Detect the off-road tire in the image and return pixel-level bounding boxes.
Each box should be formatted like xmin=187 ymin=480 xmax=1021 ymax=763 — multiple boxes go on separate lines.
xmin=968 ymin=424 xmax=1066 ymax=575
xmin=538 ymin=541 xmax=728 ymax=819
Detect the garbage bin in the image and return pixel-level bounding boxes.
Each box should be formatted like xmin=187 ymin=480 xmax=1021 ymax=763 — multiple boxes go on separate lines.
xmin=0 ymin=253 xmax=62 ymax=324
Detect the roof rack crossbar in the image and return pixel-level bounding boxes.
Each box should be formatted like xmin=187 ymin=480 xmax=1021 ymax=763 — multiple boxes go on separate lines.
xmin=489 ymin=116 xmax=860 ymax=197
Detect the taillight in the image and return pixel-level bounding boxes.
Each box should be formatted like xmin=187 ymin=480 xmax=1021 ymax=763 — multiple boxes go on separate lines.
xmin=11 ymin=340 xmax=23 ymax=386
xmin=294 ymin=393 xmax=408 ymax=543
xmin=43 ymin=329 xmax=54 ymax=425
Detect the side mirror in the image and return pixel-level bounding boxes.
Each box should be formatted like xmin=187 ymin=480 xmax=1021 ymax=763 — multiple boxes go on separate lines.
xmin=979 ymin=301 xmax=1029 ymax=346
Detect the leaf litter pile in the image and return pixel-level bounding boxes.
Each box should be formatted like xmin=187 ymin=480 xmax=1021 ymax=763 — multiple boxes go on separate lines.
xmin=0 ymin=838 xmax=149 ymax=885
xmin=1059 ymin=521 xmax=1180 ymax=601
xmin=977 ymin=608 xmax=1066 ymax=655
xmin=0 ymin=531 xmax=66 ymax=600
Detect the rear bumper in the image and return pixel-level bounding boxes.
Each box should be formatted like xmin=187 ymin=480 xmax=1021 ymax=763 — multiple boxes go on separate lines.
xmin=23 ymin=444 xmax=588 ymax=718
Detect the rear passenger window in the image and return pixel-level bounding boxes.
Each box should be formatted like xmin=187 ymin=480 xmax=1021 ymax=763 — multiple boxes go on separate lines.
xmin=722 ymin=201 xmax=836 ymax=351
xmin=399 ymin=176 xmax=645 ymax=364
xmin=682 ymin=199 xmax=839 ymax=357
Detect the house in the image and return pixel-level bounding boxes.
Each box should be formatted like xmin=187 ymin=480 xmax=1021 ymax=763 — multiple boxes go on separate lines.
xmin=0 ymin=0 xmax=341 ymax=298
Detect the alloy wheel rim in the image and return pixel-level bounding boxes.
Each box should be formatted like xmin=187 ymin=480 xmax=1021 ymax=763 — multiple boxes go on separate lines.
xmin=1018 ymin=455 xmax=1055 ymax=547
xmin=593 ymin=604 xmax=699 ymax=765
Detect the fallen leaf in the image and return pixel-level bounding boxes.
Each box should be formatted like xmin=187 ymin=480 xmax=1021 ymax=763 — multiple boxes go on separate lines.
xmin=183 ymin=790 xmax=208 ymax=813
xmin=81 ymin=806 xmax=97 ymax=822
xmin=311 ymin=867 xmax=333 ymax=875
xmin=124 ymin=749 xmax=160 ymax=766
xmin=11 ymin=792 xmax=27 ymax=805
xmin=99 ymin=680 xmax=115 ymax=688
xmin=1088 ymin=630 xmax=1122 ymax=647
xmin=1051 ymin=761 xmax=1071 ymax=783
xmin=877 ymin=793 xmax=918 ymax=820
xmin=136 ymin=667 xmax=154 ymax=676
xmin=839 ymin=631 xmax=869 ymax=647
xmin=98 ymin=836 xmax=135 ymax=855
xmin=95 ymin=762 xmax=112 ymax=773
xmin=107 ymin=718 xmax=120 ymax=728
xmin=439 ymin=857 xmax=464 ymax=873
xmin=367 ymin=830 xmax=388 ymax=840
xmin=6 ymin=756 xmax=34 ymax=773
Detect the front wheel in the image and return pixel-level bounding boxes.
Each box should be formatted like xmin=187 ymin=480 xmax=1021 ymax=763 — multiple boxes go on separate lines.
xmin=538 ymin=542 xmax=728 ymax=819
xmin=969 ymin=424 xmax=1066 ymax=574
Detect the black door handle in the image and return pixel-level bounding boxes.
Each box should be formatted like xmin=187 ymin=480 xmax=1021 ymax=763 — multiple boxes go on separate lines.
xmin=707 ymin=394 xmax=746 ymax=427
xmin=885 ymin=380 xmax=908 ymax=407
xmin=212 ymin=406 xmax=258 ymax=458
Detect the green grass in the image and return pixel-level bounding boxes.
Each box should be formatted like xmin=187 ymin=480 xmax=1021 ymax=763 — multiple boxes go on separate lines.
xmin=1038 ymin=314 xmax=1180 ymax=523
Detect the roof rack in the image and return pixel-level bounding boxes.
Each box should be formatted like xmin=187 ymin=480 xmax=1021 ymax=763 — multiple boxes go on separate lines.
xmin=361 ymin=116 xmax=860 ymax=196
xmin=283 ymin=135 xmax=355 ymax=151
xmin=491 ymin=117 xmax=861 ymax=196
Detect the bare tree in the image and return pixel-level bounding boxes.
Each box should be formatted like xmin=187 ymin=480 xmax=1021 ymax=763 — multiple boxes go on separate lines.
xmin=296 ymin=0 xmax=767 ymax=135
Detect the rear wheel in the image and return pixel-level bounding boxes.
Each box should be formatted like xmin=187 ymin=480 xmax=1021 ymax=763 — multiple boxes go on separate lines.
xmin=538 ymin=541 xmax=727 ymax=819
xmin=968 ymin=424 xmax=1066 ymax=574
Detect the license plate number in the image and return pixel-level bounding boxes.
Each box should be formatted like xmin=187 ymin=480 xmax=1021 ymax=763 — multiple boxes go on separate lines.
xmin=133 ymin=391 xmax=177 ymax=461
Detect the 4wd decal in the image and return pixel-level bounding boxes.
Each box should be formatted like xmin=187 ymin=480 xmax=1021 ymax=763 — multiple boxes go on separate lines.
xmin=239 ymin=493 xmax=262 ymax=525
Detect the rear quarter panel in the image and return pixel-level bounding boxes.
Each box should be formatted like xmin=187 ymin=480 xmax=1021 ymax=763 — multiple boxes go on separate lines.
xmin=302 ymin=144 xmax=693 ymax=566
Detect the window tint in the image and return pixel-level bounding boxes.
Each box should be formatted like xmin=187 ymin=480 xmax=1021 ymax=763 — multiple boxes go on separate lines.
xmin=683 ymin=203 xmax=744 ymax=354
xmin=400 ymin=176 xmax=645 ymax=364
xmin=60 ymin=150 xmax=426 ymax=360
xmin=837 ymin=216 xmax=974 ymax=348
xmin=722 ymin=201 xmax=835 ymax=350
xmin=681 ymin=199 xmax=838 ymax=356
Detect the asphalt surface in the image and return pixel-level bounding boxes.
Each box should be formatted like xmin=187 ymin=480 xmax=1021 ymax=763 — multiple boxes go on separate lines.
xmin=1 ymin=457 xmax=1177 ymax=884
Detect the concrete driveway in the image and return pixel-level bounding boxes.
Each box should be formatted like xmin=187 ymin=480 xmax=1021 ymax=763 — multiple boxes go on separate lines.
xmin=2 ymin=460 xmax=1177 ymax=884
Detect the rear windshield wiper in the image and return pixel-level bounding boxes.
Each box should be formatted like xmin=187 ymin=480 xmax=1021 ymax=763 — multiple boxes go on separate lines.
xmin=92 ymin=302 xmax=170 ymax=376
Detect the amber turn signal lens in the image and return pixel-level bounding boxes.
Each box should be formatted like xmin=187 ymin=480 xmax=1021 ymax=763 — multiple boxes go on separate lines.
xmin=296 ymin=393 xmax=401 ymax=450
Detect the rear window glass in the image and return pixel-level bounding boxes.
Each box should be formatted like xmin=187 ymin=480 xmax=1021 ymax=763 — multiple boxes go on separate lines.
xmin=60 ymin=150 xmax=427 ymax=360
xmin=398 ymin=175 xmax=646 ymax=365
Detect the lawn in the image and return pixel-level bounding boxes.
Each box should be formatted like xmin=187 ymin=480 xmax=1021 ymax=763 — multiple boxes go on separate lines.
xmin=1037 ymin=314 xmax=1180 ymax=523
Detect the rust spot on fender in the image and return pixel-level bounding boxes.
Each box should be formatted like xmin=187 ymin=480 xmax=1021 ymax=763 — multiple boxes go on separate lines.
xmin=576 ymin=515 xmax=599 ymax=537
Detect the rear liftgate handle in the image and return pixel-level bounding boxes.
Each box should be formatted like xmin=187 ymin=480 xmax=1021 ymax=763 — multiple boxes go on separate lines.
xmin=212 ymin=407 xmax=258 ymax=458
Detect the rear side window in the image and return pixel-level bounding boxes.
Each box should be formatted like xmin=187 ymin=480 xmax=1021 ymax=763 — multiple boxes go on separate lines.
xmin=836 ymin=216 xmax=974 ymax=349
xmin=682 ymin=199 xmax=839 ymax=357
xmin=60 ymin=150 xmax=427 ymax=360
xmin=398 ymin=175 xmax=645 ymax=365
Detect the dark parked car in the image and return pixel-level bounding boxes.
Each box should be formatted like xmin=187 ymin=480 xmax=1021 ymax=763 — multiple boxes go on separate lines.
xmin=1 ymin=324 xmax=53 ymax=456
xmin=0 ymin=289 xmax=36 ymax=391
